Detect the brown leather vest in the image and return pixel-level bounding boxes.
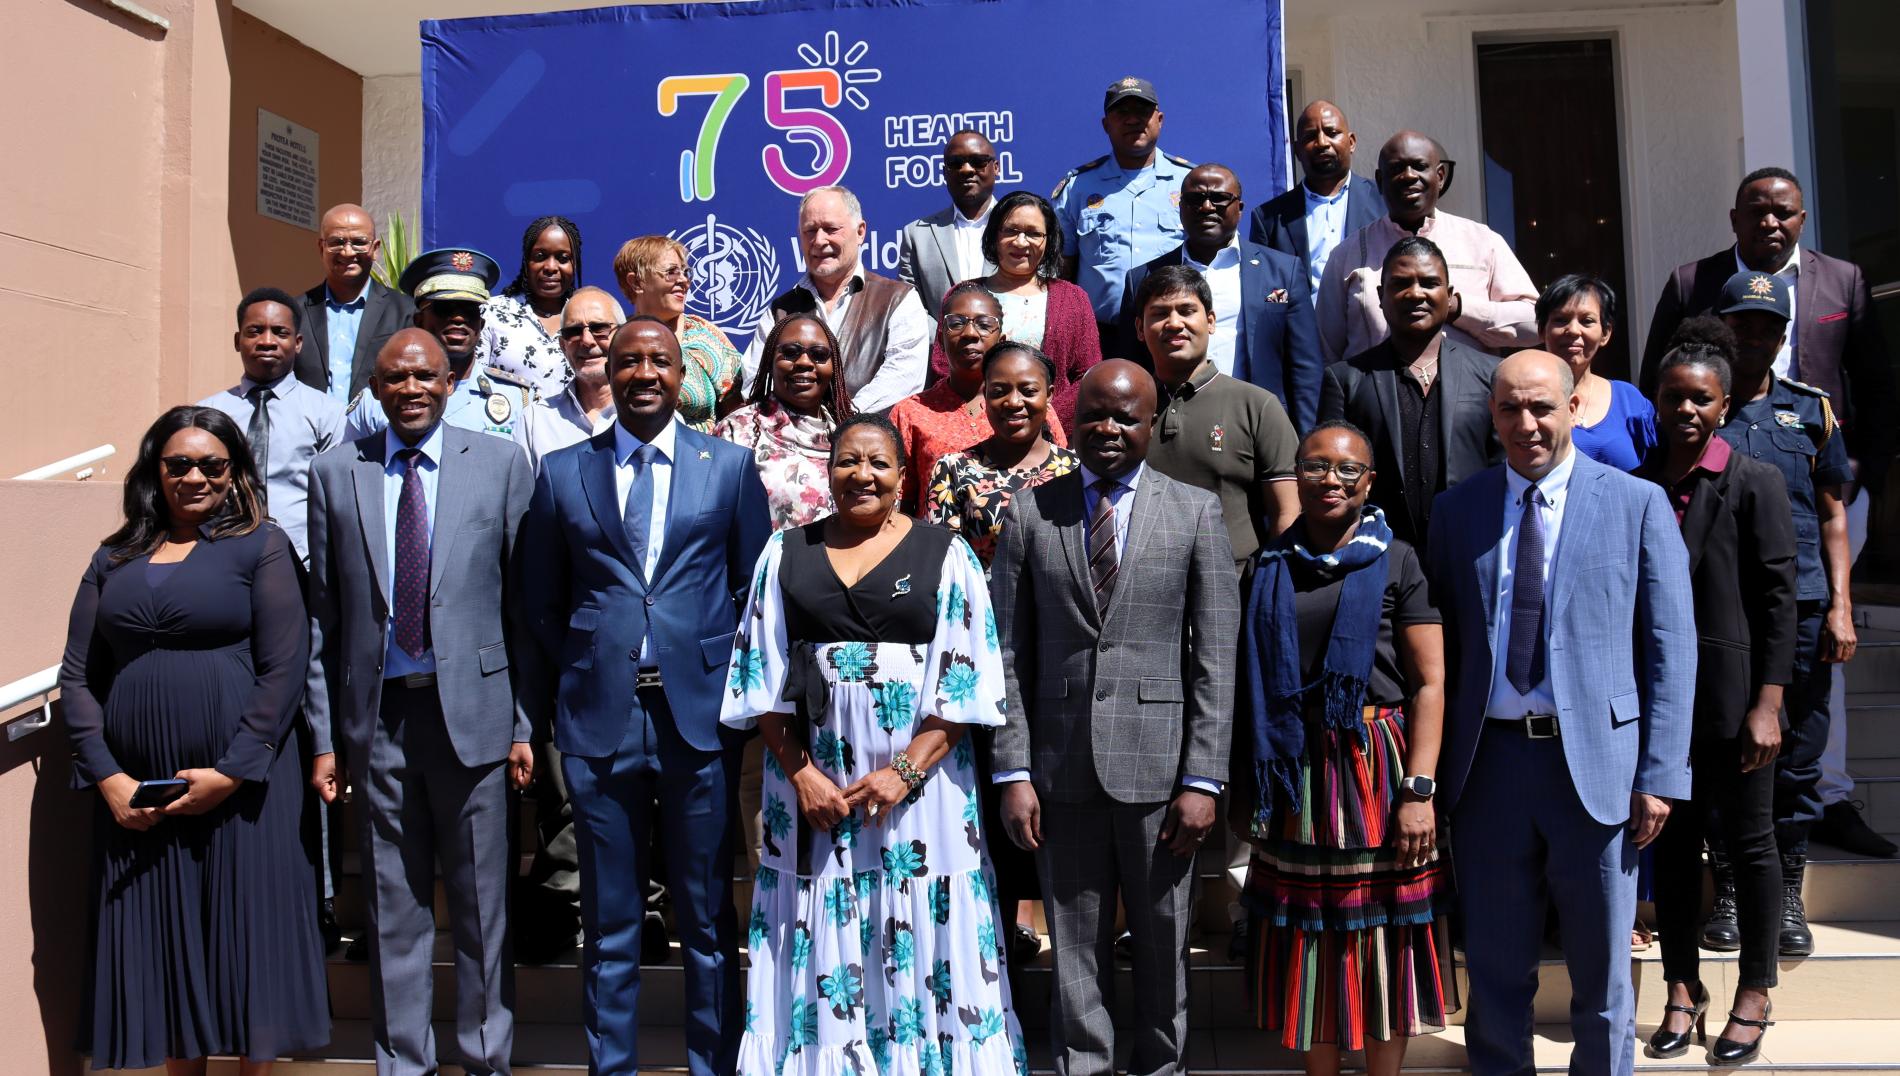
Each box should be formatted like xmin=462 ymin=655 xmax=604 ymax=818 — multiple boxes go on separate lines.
xmin=768 ymin=272 xmax=913 ymax=401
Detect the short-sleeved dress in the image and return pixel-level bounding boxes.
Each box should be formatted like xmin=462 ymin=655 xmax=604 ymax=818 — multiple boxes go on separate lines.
xmin=1571 ymin=377 xmax=1658 ymax=472
xmin=721 ymin=521 xmax=1028 ymax=1075
xmin=1238 ymin=534 xmax=1453 ymax=1052
xmin=58 ymin=524 xmax=329 ymax=1068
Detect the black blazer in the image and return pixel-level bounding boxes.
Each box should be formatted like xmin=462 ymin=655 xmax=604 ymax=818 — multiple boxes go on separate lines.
xmin=1317 ymin=337 xmax=1501 ymax=546
xmin=1247 ymin=173 xmax=1383 ymax=269
xmin=292 ymin=278 xmax=417 ymax=400
xmin=1639 ymin=247 xmax=1895 ymax=491
xmin=1635 ymin=451 xmax=1798 ymax=739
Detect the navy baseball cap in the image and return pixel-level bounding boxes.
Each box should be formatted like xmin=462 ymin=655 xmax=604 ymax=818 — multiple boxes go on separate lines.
xmin=1715 ymin=270 xmax=1792 ymax=321
xmin=1104 ymin=77 xmax=1159 ymax=111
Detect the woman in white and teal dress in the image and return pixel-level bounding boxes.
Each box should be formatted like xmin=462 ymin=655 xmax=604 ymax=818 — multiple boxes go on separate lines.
xmin=722 ymin=413 xmax=1028 ymax=1076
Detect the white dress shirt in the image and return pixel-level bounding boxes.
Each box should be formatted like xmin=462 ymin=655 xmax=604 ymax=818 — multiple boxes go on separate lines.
xmin=1484 ymin=447 xmax=1576 ymax=719
xmin=1183 ymin=237 xmax=1245 ymax=380
xmin=952 ymin=198 xmax=994 ymax=284
xmin=1302 ymin=182 xmax=1352 ymax=305
xmin=1735 ymin=244 xmax=1801 ymax=379
xmin=381 ymin=423 xmax=443 ymax=678
xmin=741 ymin=266 xmax=936 ymax=412
xmin=521 ymin=386 xmax=615 ymax=470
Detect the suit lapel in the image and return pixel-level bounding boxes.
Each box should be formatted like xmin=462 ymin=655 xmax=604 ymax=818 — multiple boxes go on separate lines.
xmin=1797 ymin=249 xmax=1819 ymax=373
xmin=1052 ymin=475 xmax=1099 ymax=629
xmin=428 ymin=429 xmax=471 ymax=598
xmin=304 ymin=286 xmax=330 ymax=365
xmin=351 ymin=283 xmax=390 ymax=395
xmin=1237 ymin=247 xmax=1265 ymax=385
xmin=1285 ymin=200 xmax=1309 ymax=262
xmin=580 ymin=432 xmax=642 ymax=571
xmin=1106 ymin=470 xmax=1166 ymax=621
xmin=1371 ymin=361 xmax=1406 ymax=488
xmin=1550 ymin=456 xmax=1605 ymax=619
xmin=1470 ymin=468 xmax=1507 ymax=656
xmin=652 ymin=426 xmax=709 ymax=586
xmin=928 ymin=216 xmax=959 ymax=298
xmin=1679 ymin=473 xmax=1719 ymax=577
xmin=351 ymin=436 xmax=391 ymax=606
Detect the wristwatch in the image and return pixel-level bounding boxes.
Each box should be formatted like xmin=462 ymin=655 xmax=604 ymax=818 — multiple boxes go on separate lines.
xmin=1400 ymin=774 xmax=1436 ymax=799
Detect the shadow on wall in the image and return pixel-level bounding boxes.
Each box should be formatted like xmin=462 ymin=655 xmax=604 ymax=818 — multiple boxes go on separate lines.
xmin=1 ymin=704 xmax=90 ymax=1076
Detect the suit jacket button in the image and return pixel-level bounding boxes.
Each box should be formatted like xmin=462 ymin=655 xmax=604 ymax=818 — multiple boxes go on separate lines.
xmin=1099 ymin=642 xmax=1110 ymax=652
xmin=1096 ymin=688 xmax=1109 ymax=701
xmin=630 ymin=649 xmax=641 ymax=660
xmin=644 ymin=596 xmax=656 ymax=606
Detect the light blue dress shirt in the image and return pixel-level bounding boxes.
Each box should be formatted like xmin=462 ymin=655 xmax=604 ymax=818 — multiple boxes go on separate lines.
xmin=614 ymin=419 xmax=679 ymax=662
xmin=381 ymin=423 xmax=442 ymax=679
xmin=1484 ymin=447 xmax=1576 ymax=719
xmin=1052 ymin=149 xmax=1192 ymax=321
xmin=324 ymin=285 xmax=368 ymax=402
xmin=1302 ymin=182 xmax=1352 ymax=306
xmin=345 ymin=360 xmax=530 ymax=454
xmin=197 ymin=373 xmax=345 ymax=561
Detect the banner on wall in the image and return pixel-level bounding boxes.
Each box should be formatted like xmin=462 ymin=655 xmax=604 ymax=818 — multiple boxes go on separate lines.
xmin=423 ymin=0 xmax=1288 ymax=347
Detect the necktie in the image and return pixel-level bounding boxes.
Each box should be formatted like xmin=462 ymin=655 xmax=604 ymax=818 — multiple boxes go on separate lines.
xmin=246 ymin=385 xmax=275 ymax=495
xmin=1087 ymin=478 xmax=1120 ymax=619
xmin=393 ymin=449 xmax=430 ymax=661
xmin=1505 ymin=486 xmax=1546 ymax=695
xmin=623 ymin=443 xmax=658 ymax=580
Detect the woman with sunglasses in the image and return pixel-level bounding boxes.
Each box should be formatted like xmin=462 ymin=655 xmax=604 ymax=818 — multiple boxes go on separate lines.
xmin=928 ymin=191 xmax=1100 ymax=429
xmin=714 ymin=313 xmax=856 ymax=531
xmin=59 ymin=406 xmax=328 ymax=1072
xmin=892 ymin=283 xmax=1067 ymax=513
xmin=615 ymin=234 xmax=746 ymax=431
xmin=1235 ymin=420 xmax=1452 ymax=1076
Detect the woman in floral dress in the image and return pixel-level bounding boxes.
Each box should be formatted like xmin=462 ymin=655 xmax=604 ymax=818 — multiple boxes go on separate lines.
xmin=722 ymin=413 xmax=1027 ymax=1075
xmin=479 ymin=214 xmax=580 ymax=397
xmin=714 ymin=313 xmax=854 ymax=530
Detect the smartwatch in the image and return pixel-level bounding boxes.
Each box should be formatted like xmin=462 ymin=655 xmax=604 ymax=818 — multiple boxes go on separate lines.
xmin=1400 ymin=774 xmax=1436 ymax=799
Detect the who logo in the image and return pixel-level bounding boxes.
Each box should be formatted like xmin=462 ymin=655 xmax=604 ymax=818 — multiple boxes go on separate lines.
xmin=667 ymin=214 xmax=780 ymax=337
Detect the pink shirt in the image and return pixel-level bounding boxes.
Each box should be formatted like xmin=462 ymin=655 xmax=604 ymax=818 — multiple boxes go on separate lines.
xmin=1315 ymin=210 xmax=1539 ymax=364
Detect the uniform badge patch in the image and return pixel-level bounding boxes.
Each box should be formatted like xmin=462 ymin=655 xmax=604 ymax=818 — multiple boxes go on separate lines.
xmin=485 ymin=391 xmax=512 ymax=425
xmin=1774 ymin=410 xmax=1803 ymax=428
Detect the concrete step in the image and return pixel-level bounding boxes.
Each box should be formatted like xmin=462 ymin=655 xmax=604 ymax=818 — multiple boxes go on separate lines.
xmin=1845 ymin=698 xmax=1900 ymax=761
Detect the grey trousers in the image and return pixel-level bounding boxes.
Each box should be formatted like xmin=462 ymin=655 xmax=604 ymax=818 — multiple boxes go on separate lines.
xmin=1035 ymin=792 xmax=1194 ymax=1076
xmin=359 ymin=682 xmax=515 ymax=1075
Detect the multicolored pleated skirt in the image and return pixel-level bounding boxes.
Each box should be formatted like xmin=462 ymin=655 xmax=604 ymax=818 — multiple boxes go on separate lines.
xmin=1241 ymin=705 xmax=1455 ymax=1051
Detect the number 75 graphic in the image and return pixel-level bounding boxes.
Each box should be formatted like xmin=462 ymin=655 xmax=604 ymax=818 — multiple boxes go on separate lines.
xmin=659 ymin=70 xmax=853 ymax=201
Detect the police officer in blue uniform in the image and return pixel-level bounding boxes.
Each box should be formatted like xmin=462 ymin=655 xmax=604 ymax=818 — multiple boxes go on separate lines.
xmin=345 ymin=247 xmax=533 ymax=449
xmin=1052 ymin=76 xmax=1193 ymax=352
xmin=1712 ymin=270 xmax=1856 ymax=958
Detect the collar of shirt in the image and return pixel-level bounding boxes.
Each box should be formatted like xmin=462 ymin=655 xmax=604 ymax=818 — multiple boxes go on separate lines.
xmin=238 ymin=371 xmax=298 ymax=395
xmin=614 ymin=417 xmax=680 ymax=466
xmin=1303 ymin=181 xmax=1349 ymax=209
xmin=796 ymin=265 xmax=868 ymax=301
xmin=1503 ymin=445 xmax=1577 ymax=511
xmin=324 ymin=283 xmax=369 ymax=312
xmin=1182 ymin=235 xmax=1241 ymax=272
xmin=384 ymin=422 xmax=444 ymax=470
xmin=1176 ymin=359 xmax=1222 ymax=397
xmin=1079 ymin=460 xmax=1144 ymax=496
xmin=1689 ymin=433 xmax=1733 ymax=477
xmin=953 ymin=199 xmax=994 ymax=229
xmin=1735 ymin=243 xmax=1802 ymax=279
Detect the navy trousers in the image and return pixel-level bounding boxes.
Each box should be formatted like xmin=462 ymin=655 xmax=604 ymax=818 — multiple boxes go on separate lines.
xmin=1776 ymin=602 xmax=1835 ymax=850
xmin=1453 ymin=725 xmax=1638 ymax=1076
xmin=564 ymin=685 xmax=740 ymax=1076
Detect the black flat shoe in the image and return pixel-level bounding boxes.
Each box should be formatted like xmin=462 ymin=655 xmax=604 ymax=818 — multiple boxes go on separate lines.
xmin=1644 ymin=981 xmax=1708 ymax=1059
xmin=1710 ymin=1002 xmax=1774 ymax=1066
xmin=1008 ymin=924 xmax=1042 ymax=967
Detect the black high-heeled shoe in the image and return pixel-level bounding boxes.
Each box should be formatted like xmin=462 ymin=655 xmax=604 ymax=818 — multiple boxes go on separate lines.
xmin=1645 ymin=980 xmax=1709 ymax=1058
xmin=1710 ymin=1001 xmax=1774 ymax=1066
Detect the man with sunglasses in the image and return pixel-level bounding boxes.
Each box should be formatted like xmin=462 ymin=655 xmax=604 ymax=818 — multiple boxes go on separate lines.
xmin=520 ymin=286 xmax=625 ymax=469
xmin=897 ymin=129 xmax=1001 ymax=319
xmin=293 ymin=203 xmax=417 ymax=403
xmin=344 ymin=248 xmax=533 ymax=452
xmin=1315 ymin=130 xmax=1537 ymax=365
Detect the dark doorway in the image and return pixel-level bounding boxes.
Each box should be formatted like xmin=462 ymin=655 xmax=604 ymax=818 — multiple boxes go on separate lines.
xmin=1476 ymin=38 xmax=1631 ymax=379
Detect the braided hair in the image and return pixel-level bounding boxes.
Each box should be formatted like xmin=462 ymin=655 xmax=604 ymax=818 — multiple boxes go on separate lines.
xmin=500 ymin=215 xmax=582 ymax=301
xmin=748 ymin=313 xmax=855 ymax=421
xmin=1657 ymin=315 xmax=1736 ymax=395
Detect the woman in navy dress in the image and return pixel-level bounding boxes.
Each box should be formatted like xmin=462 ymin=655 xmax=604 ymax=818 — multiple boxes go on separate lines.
xmin=59 ymin=406 xmax=328 ymax=1072
xmin=1539 ymin=273 xmax=1656 ymax=471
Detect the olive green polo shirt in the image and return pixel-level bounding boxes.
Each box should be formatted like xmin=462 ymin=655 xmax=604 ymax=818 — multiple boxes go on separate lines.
xmin=1148 ymin=359 xmax=1299 ymax=565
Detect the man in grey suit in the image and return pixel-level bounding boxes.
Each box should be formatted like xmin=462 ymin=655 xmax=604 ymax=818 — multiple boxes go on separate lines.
xmin=992 ymin=359 xmax=1241 ymax=1076
xmin=1427 ymin=350 xmax=1695 ymax=1076
xmin=306 ymin=328 xmax=536 ymax=1075
xmin=897 ymin=129 xmax=1000 ymax=318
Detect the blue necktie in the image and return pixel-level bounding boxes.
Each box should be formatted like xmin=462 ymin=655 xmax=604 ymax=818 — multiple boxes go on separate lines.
xmin=1506 ymin=487 xmax=1546 ymax=695
xmin=622 ymin=443 xmax=657 ymax=580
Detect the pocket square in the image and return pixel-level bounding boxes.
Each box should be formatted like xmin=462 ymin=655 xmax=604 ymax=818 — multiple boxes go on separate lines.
xmin=1266 ymin=288 xmax=1290 ymax=304
xmin=1818 ymin=311 xmax=1847 ymax=323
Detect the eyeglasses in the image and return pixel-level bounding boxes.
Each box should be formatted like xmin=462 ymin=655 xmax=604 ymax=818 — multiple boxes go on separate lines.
xmin=559 ymin=321 xmax=618 ymax=341
xmin=322 ymin=237 xmax=375 ymax=252
xmin=1295 ymin=459 xmax=1369 ymax=484
xmin=775 ymin=343 xmax=834 ymax=363
xmin=652 ymin=265 xmax=692 ymax=284
xmin=1181 ymin=191 xmax=1238 ymax=210
xmin=941 ymin=314 xmax=1002 ymax=333
xmin=999 ymin=227 xmax=1047 ymax=243
xmin=160 ymin=455 xmax=232 ymax=479
xmin=945 ymin=154 xmax=995 ymax=170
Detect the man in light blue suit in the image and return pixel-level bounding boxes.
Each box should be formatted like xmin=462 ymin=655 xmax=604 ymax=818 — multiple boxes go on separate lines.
xmin=514 ymin=316 xmax=771 ymax=1075
xmin=1426 ymin=350 xmax=1695 ymax=1076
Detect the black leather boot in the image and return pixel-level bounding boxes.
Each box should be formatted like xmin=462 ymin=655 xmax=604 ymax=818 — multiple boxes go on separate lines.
xmin=1778 ymin=851 xmax=1814 ymax=957
xmin=1701 ymin=841 xmax=1741 ymax=951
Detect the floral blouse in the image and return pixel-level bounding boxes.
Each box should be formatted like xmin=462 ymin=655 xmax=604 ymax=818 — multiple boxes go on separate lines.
xmin=924 ymin=444 xmax=1081 ymax=568
xmin=712 ymin=399 xmax=838 ymax=531
xmin=477 ymin=291 xmax=569 ymax=398
xmin=677 ymin=314 xmax=746 ymax=432
xmin=888 ymin=381 xmax=1066 ymax=516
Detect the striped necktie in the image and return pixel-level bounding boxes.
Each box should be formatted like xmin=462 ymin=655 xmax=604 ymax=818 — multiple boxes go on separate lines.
xmin=1087 ymin=478 xmax=1120 ymax=619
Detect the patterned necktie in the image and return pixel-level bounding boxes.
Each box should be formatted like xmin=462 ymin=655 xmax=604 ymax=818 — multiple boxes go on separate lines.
xmin=623 ymin=443 xmax=657 ymax=580
xmin=1505 ymin=486 xmax=1546 ymax=695
xmin=392 ymin=449 xmax=430 ymax=661
xmin=246 ymin=385 xmax=274 ymax=494
xmin=1087 ymin=478 xmax=1120 ymax=619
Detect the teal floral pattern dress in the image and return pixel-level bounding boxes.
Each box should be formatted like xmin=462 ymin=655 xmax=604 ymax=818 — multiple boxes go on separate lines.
xmin=721 ymin=520 xmax=1027 ymax=1076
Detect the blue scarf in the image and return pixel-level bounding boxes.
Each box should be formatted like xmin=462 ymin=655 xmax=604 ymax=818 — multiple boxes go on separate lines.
xmin=1240 ymin=505 xmax=1393 ymax=830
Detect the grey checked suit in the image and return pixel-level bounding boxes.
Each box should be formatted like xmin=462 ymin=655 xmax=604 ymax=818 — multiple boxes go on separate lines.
xmin=897 ymin=204 xmax=996 ymax=318
xmin=306 ymin=424 xmax=534 ymax=1075
xmin=992 ymin=466 xmax=1240 ymax=1076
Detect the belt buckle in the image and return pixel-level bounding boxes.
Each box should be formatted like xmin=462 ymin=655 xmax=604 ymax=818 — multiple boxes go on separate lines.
xmin=395 ymin=671 xmax=436 ymax=689
xmin=635 ymin=667 xmax=664 ymax=691
xmin=1525 ymin=714 xmax=1560 ymax=740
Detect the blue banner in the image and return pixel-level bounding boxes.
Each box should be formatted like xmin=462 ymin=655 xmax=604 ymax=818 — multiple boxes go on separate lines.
xmin=423 ymin=0 xmax=1287 ymax=347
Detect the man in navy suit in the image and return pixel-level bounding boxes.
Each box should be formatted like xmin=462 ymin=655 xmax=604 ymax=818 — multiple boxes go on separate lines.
xmin=1247 ymin=101 xmax=1382 ymax=307
xmin=1118 ymin=163 xmax=1322 ymax=431
xmin=515 ymin=316 xmax=772 ymax=1075
xmin=1427 ymin=350 xmax=1695 ymax=1076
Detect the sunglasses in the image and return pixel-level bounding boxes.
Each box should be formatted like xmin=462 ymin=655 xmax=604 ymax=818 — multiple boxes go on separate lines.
xmin=945 ymin=154 xmax=996 ymax=170
xmin=1181 ymin=191 xmax=1238 ymax=210
xmin=559 ymin=320 xmax=618 ymax=341
xmin=775 ymin=343 xmax=835 ymax=363
xmin=161 ymin=455 xmax=232 ymax=479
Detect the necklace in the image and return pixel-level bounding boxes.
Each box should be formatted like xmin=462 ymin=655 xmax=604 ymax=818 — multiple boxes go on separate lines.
xmin=1407 ymin=356 xmax=1439 ymax=390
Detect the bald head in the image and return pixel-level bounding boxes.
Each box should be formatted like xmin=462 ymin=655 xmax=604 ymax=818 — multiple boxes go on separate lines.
xmin=318 ymin=203 xmax=380 ymax=298
xmin=1491 ymin=350 xmax=1579 ymax=480
xmin=1073 ymin=360 xmax=1157 ymax=479
xmin=1294 ymin=100 xmax=1356 ymax=188
xmin=373 ymin=328 xmax=452 ymax=443
xmin=378 ymin=327 xmax=447 ymax=373
xmin=1376 ymin=130 xmax=1444 ymax=227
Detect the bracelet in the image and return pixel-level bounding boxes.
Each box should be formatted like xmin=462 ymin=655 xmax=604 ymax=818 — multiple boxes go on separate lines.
xmin=892 ymin=753 xmax=928 ymax=791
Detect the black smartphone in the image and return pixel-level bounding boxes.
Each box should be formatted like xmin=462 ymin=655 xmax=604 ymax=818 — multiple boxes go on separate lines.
xmin=129 ymin=778 xmax=189 ymax=809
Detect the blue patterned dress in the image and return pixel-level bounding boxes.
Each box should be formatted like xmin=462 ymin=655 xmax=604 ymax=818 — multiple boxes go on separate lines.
xmin=721 ymin=520 xmax=1027 ymax=1075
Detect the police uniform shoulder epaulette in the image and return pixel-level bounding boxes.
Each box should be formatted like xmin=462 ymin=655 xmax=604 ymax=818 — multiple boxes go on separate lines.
xmin=483 ymin=367 xmax=533 ymax=391
xmin=1776 ymin=376 xmax=1837 ymax=441
xmin=1051 ymin=155 xmax=1110 ymax=199
xmin=1163 ymin=152 xmax=1194 ymax=168
xmin=346 ymin=387 xmax=369 ymax=415
xmin=1777 ymin=375 xmax=1828 ymax=398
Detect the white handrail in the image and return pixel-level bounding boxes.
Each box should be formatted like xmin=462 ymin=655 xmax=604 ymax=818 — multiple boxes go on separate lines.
xmin=1 ymin=664 xmax=58 ymax=743
xmin=13 ymin=444 xmax=116 ymax=481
